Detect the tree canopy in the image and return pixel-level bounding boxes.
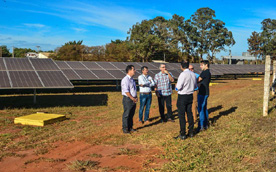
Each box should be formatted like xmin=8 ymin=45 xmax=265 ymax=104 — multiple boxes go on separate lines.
xmin=248 ymin=18 xmax=276 ymax=59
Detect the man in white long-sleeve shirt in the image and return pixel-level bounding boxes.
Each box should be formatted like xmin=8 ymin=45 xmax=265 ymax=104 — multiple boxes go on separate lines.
xmin=138 ymin=66 xmax=155 ymax=125
xmin=175 ymin=61 xmax=197 ymax=140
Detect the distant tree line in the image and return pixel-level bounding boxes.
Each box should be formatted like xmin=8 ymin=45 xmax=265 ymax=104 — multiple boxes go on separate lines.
xmin=247 ymin=18 xmax=276 ymax=60
xmin=50 ymin=7 xmax=235 ymax=62
xmin=0 ymin=46 xmax=53 ymax=57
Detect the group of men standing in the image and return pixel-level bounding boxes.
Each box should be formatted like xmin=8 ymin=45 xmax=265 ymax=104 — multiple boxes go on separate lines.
xmin=121 ymin=61 xmax=211 ymax=139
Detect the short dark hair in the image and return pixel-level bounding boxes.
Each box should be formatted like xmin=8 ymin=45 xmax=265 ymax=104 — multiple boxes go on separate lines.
xmin=200 ymin=60 xmax=210 ymax=67
xmin=125 ymin=65 xmax=134 ymax=73
xmin=141 ymin=66 xmax=148 ymax=72
xmin=181 ymin=61 xmax=189 ymax=69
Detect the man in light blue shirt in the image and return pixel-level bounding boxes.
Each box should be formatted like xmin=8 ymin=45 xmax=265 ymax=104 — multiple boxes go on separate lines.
xmin=138 ymin=66 xmax=155 ymax=125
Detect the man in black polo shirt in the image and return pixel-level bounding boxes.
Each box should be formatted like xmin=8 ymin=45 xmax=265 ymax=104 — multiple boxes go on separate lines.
xmin=198 ymin=60 xmax=211 ymax=132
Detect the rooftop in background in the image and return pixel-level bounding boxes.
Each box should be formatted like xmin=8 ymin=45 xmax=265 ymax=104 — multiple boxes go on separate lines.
xmin=223 ymin=52 xmax=257 ymax=61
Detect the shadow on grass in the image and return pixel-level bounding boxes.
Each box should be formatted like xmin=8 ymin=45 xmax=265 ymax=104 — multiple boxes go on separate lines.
xmin=0 ymin=94 xmax=108 ymax=109
xmin=209 ymin=106 xmax=238 ymax=124
xmin=268 ymin=105 xmax=276 ymax=114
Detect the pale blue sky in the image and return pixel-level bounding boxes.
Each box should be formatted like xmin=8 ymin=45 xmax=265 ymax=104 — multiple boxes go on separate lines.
xmin=0 ymin=0 xmax=276 ymax=58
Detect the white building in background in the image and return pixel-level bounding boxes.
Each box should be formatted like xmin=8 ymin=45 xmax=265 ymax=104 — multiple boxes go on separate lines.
xmin=25 ymin=52 xmax=38 ymax=58
xmin=223 ymin=52 xmax=257 ymax=64
xmin=25 ymin=52 xmax=50 ymax=58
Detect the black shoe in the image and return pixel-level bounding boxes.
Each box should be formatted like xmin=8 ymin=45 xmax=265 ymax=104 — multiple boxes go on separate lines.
xmin=167 ymin=118 xmax=175 ymax=122
xmin=174 ymin=135 xmax=187 ymax=140
xmin=189 ymin=133 xmax=194 ymax=138
xmin=130 ymin=128 xmax=137 ymax=132
xmin=197 ymin=127 xmax=204 ymax=133
xmin=123 ymin=130 xmax=130 ymax=134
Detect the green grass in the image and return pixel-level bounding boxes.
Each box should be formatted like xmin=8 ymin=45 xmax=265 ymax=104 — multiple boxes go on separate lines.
xmin=0 ymin=79 xmax=275 ymax=171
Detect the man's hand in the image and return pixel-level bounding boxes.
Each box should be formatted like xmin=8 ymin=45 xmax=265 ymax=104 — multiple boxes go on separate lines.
xmin=164 ymin=70 xmax=169 ymax=74
xmin=132 ymin=97 xmax=138 ymax=103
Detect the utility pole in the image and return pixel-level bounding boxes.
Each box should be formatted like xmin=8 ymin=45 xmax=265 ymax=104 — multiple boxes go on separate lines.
xmin=12 ymin=46 xmax=14 ymax=58
xmin=163 ymin=53 xmax=166 ymax=62
xmin=229 ymin=49 xmax=232 ymax=65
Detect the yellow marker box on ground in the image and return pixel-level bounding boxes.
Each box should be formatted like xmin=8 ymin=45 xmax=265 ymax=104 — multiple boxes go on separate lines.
xmin=14 ymin=113 xmax=66 ymax=126
xmin=252 ymin=78 xmax=262 ymax=81
xmin=209 ymin=83 xmax=219 ymax=86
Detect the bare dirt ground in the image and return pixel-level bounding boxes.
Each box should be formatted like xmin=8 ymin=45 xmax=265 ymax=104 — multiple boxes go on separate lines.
xmin=0 ymin=78 xmax=275 ymax=171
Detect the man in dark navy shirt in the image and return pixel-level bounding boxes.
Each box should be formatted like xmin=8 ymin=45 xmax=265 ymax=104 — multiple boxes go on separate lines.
xmin=198 ymin=60 xmax=211 ymax=132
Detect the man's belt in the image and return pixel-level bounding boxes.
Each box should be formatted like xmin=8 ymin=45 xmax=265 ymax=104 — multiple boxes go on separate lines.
xmin=140 ymin=92 xmax=151 ymax=95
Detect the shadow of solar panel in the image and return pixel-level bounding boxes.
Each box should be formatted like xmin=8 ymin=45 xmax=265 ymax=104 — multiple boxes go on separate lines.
xmin=0 ymin=58 xmax=6 ymax=70
xmin=66 ymin=61 xmax=86 ymax=69
xmin=37 ymin=71 xmax=73 ymax=87
xmin=55 ymin=61 xmax=71 ymax=69
xmin=81 ymin=62 xmax=102 ymax=70
xmin=110 ymin=62 xmax=127 ymax=69
xmin=107 ymin=70 xmax=126 ymax=79
xmin=91 ymin=70 xmax=115 ymax=79
xmin=5 ymin=58 xmax=33 ymax=71
xmin=0 ymin=71 xmax=11 ymax=88
xmin=9 ymin=71 xmax=43 ymax=88
xmin=75 ymin=70 xmax=98 ymax=79
xmin=30 ymin=58 xmax=59 ymax=70
xmin=62 ymin=69 xmax=81 ymax=80
xmin=96 ymin=62 xmax=117 ymax=69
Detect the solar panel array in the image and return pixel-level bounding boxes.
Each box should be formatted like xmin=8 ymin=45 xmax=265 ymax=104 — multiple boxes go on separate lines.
xmin=57 ymin=61 xmax=265 ymax=80
xmin=0 ymin=58 xmax=73 ymax=89
xmin=0 ymin=58 xmax=268 ymax=89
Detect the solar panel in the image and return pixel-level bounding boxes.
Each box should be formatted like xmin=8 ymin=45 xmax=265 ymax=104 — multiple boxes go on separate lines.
xmin=74 ymin=70 xmax=98 ymax=79
xmin=136 ymin=62 xmax=158 ymax=70
xmin=169 ymin=70 xmax=181 ymax=78
xmin=55 ymin=61 xmax=71 ymax=69
xmin=9 ymin=71 xmax=43 ymax=88
xmin=96 ymin=62 xmax=117 ymax=70
xmin=0 ymin=58 xmax=6 ymax=70
xmin=0 ymin=71 xmax=11 ymax=88
xmin=110 ymin=62 xmax=127 ymax=69
xmin=37 ymin=71 xmax=73 ymax=88
xmin=62 ymin=69 xmax=81 ymax=80
xmin=66 ymin=61 xmax=86 ymax=69
xmin=124 ymin=62 xmax=142 ymax=71
xmin=107 ymin=70 xmax=126 ymax=79
xmin=30 ymin=58 xmax=59 ymax=71
xmin=91 ymin=70 xmax=115 ymax=79
xmin=81 ymin=61 xmax=102 ymax=70
xmin=5 ymin=58 xmax=34 ymax=71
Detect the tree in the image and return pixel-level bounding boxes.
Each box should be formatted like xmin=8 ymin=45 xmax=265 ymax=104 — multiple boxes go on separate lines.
xmin=247 ymin=31 xmax=262 ymax=60
xmin=247 ymin=18 xmax=276 ymax=59
xmin=0 ymin=45 xmax=11 ymax=57
xmin=261 ymin=19 xmax=276 ymax=57
xmin=14 ymin=48 xmax=35 ymax=57
xmin=51 ymin=40 xmax=85 ymax=61
xmin=189 ymin=7 xmax=235 ymax=61
xmin=105 ymin=40 xmax=132 ymax=61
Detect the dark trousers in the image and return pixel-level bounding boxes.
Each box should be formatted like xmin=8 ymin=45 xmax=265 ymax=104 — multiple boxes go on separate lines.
xmin=122 ymin=96 xmax=136 ymax=131
xmin=177 ymin=94 xmax=194 ymax=136
xmin=157 ymin=95 xmax=173 ymax=120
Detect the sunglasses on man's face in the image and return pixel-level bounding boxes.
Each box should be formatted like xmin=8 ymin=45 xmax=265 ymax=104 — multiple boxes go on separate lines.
xmin=189 ymin=68 xmax=194 ymax=70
